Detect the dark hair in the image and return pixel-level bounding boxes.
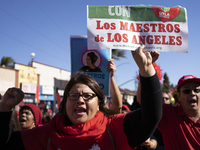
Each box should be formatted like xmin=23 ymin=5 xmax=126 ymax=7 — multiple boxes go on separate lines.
xmin=58 ymin=74 xmax=113 ymax=117
xmin=12 ymin=110 xmax=21 ymax=131
xmin=87 ymin=52 xmax=98 ymax=65
xmin=42 ymin=111 xmax=52 ymax=124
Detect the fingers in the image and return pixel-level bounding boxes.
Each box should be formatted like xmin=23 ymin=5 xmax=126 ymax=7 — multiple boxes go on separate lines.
xmin=131 ymin=45 xmax=145 ymax=58
xmin=131 ymin=45 xmax=156 ymax=77
xmin=151 ymin=51 xmax=160 ymax=63
xmin=131 ymin=50 xmax=135 ymax=57
xmin=108 ymin=59 xmax=114 ymax=64
xmin=14 ymin=88 xmax=24 ymax=100
xmin=138 ymin=45 xmax=145 ymax=53
xmin=107 ymin=60 xmax=111 ymax=72
xmin=7 ymin=88 xmax=24 ymax=99
xmin=131 ymin=45 xmax=159 ymax=77
xmin=144 ymin=51 xmax=152 ymax=62
xmin=107 ymin=59 xmax=116 ymax=77
xmin=107 ymin=59 xmax=115 ymax=72
xmin=150 ymin=51 xmax=160 ymax=55
xmin=1 ymin=88 xmax=24 ymax=111
xmin=7 ymin=88 xmax=24 ymax=104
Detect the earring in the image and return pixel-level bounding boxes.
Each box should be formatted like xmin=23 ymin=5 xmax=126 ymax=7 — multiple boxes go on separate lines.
xmin=33 ymin=122 xmax=35 ymax=127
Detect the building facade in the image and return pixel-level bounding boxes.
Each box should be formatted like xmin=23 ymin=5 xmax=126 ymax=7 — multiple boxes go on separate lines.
xmin=32 ymin=61 xmax=71 ymax=113
xmin=0 ymin=66 xmax=18 ymax=97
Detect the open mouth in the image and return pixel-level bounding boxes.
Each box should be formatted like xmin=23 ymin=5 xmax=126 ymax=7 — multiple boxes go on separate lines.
xmin=189 ymin=100 xmax=197 ymax=106
xmin=20 ymin=118 xmax=26 ymax=124
xmin=75 ymin=108 xmax=86 ymax=115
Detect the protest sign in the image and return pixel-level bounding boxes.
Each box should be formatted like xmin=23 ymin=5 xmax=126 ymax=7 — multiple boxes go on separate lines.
xmin=87 ymin=5 xmax=188 ymax=52
xmin=70 ymin=35 xmax=111 ymax=96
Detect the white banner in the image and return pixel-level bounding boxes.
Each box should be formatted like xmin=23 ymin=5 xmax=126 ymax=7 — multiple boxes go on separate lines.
xmin=87 ymin=5 xmax=188 ymax=53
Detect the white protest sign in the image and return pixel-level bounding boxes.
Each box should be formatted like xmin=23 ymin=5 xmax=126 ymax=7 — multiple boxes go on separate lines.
xmin=87 ymin=5 xmax=188 ymax=52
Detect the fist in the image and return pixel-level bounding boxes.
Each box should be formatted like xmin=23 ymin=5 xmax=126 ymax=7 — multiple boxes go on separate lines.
xmin=0 ymin=87 xmax=24 ymax=112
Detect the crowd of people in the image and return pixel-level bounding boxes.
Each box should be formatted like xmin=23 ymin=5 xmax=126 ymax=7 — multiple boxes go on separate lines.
xmin=0 ymin=45 xmax=200 ymax=150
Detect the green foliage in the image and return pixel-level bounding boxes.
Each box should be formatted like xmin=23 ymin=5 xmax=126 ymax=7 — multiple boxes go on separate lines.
xmin=111 ymin=49 xmax=126 ymax=60
xmin=162 ymin=72 xmax=174 ymax=93
xmin=28 ymin=61 xmax=32 ymax=66
xmin=0 ymin=56 xmax=14 ymax=68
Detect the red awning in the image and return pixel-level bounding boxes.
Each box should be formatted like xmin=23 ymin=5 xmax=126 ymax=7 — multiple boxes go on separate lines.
xmin=56 ymin=93 xmax=61 ymax=108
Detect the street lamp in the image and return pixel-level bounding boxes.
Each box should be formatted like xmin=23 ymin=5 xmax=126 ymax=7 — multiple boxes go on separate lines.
xmin=31 ymin=53 xmax=35 ymax=61
xmin=31 ymin=53 xmax=35 ymax=66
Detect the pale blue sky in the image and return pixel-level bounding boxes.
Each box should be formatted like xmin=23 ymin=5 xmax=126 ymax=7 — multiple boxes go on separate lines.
xmin=0 ymin=0 xmax=199 ymax=91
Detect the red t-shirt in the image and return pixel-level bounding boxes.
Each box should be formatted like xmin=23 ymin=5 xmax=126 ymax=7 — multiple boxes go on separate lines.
xmin=21 ymin=112 xmax=131 ymax=150
xmin=157 ymin=104 xmax=200 ymax=150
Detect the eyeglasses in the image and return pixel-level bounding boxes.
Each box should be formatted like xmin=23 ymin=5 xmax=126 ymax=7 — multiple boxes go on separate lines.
xmin=67 ymin=93 xmax=96 ymax=101
xmin=180 ymin=88 xmax=200 ymax=94
xmin=163 ymin=97 xmax=169 ymax=100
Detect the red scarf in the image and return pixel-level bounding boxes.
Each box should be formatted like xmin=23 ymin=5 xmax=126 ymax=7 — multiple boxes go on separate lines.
xmin=47 ymin=111 xmax=108 ymax=149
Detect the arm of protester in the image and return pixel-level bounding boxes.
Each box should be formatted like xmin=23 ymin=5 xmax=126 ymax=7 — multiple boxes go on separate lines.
xmin=136 ymin=50 xmax=160 ymax=105
xmin=0 ymin=87 xmax=25 ymax=149
xmin=137 ymin=80 xmax=141 ymax=105
xmin=107 ymin=59 xmax=123 ymax=113
xmin=123 ymin=45 xmax=162 ymax=148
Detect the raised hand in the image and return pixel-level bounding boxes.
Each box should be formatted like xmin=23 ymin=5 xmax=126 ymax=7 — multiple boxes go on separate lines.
xmin=150 ymin=51 xmax=160 ymax=63
xmin=107 ymin=59 xmax=116 ymax=77
xmin=131 ymin=45 xmax=158 ymax=77
xmin=106 ymin=59 xmax=122 ymax=113
xmin=0 ymin=87 xmax=24 ymax=112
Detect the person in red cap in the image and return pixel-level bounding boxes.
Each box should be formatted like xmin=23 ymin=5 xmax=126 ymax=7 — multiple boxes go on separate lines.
xmin=47 ymin=109 xmax=52 ymax=114
xmin=19 ymin=104 xmax=42 ymax=130
xmin=156 ymin=75 xmax=200 ymax=150
xmin=47 ymin=109 xmax=53 ymax=119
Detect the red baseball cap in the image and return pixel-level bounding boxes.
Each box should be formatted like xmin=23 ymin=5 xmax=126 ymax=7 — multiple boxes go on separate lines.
xmin=48 ymin=109 xmax=52 ymax=114
xmin=177 ymin=75 xmax=200 ymax=90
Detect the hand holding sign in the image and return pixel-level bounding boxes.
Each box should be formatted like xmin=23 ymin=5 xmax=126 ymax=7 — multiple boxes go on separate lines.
xmin=150 ymin=51 xmax=160 ymax=63
xmin=107 ymin=59 xmax=116 ymax=77
xmin=131 ymin=45 xmax=159 ymax=77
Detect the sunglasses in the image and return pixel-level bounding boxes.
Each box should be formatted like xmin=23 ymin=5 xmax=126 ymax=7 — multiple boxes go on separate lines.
xmin=163 ymin=97 xmax=169 ymax=100
xmin=180 ymin=88 xmax=200 ymax=94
